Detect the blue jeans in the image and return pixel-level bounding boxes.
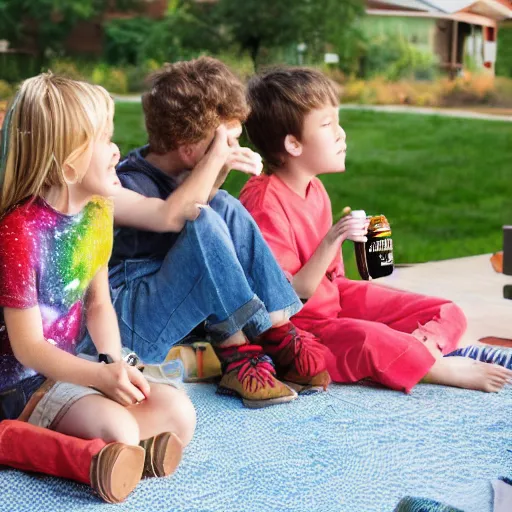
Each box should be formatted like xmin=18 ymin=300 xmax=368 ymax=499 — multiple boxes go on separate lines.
xmin=0 ymin=374 xmax=46 ymax=420
xmin=84 ymin=191 xmax=301 ymax=364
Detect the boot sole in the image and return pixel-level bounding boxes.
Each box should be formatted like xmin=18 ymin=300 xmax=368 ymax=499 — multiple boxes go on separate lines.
xmin=284 ymin=381 xmax=325 ymax=395
xmin=150 ymin=432 xmax=183 ymax=477
xmin=281 ymin=370 xmax=331 ymax=395
xmin=217 ymin=385 xmax=298 ymax=408
xmin=91 ymin=444 xmax=145 ymax=504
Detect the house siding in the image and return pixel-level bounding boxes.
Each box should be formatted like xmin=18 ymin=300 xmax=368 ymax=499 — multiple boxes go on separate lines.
xmin=362 ymin=15 xmax=436 ymax=53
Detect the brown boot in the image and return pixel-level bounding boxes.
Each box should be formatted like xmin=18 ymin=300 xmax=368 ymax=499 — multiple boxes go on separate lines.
xmin=140 ymin=432 xmax=183 ymax=478
xmin=258 ymin=322 xmax=331 ymax=394
xmin=215 ymin=344 xmax=297 ymax=408
xmin=90 ymin=443 xmax=145 ymax=504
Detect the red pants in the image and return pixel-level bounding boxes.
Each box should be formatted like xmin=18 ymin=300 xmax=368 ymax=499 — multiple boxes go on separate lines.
xmin=294 ymin=279 xmax=467 ymax=393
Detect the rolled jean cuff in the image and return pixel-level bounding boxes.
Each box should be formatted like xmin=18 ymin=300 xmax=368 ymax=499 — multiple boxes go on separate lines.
xmin=242 ymin=297 xmax=303 ymax=341
xmin=242 ymin=300 xmax=302 ymax=341
xmin=206 ymin=295 xmax=272 ymax=342
xmin=280 ymin=299 xmax=303 ymax=321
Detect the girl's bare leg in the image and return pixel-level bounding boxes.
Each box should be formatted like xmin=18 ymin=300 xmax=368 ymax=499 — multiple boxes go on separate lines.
xmin=127 ymin=384 xmax=196 ymax=446
xmin=55 ymin=394 xmax=140 ymax=445
xmin=55 ymin=384 xmax=196 ymax=446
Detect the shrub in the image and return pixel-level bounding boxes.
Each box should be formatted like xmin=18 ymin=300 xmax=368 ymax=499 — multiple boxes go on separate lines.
xmin=320 ymin=65 xmax=346 ymax=87
xmin=104 ymin=13 xmax=200 ymax=66
xmin=340 ymin=74 xmax=508 ymax=107
xmin=361 ymin=34 xmax=438 ymax=81
xmin=496 ymin=25 xmax=512 ymax=78
xmin=342 ymin=79 xmax=366 ymax=103
xmin=0 ymin=80 xmax=13 ymax=100
xmin=207 ymin=51 xmax=255 ymax=81
xmin=91 ymin=64 xmax=128 ymax=95
xmin=47 ymin=59 xmax=86 ymax=81
xmin=493 ymin=76 xmax=512 ymax=107
xmin=438 ymin=73 xmax=495 ymax=106
xmin=124 ymin=60 xmax=162 ymax=92
xmin=0 ymin=54 xmax=40 ymax=83
xmin=124 ymin=65 xmax=147 ymax=93
xmin=104 ymin=17 xmax=155 ymax=65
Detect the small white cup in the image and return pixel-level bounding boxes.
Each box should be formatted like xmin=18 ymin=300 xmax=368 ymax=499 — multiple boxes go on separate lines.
xmin=351 ymin=209 xmax=368 ymax=230
xmin=351 ymin=210 xmax=367 ymax=219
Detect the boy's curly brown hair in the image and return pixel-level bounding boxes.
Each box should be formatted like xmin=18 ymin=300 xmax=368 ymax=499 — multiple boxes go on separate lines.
xmin=142 ymin=57 xmax=250 ymax=154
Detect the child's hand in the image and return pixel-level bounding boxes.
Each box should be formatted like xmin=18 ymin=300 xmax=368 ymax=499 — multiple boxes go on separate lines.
xmin=96 ymin=361 xmax=151 ymax=406
xmin=208 ymin=125 xmax=231 ymax=163
xmin=206 ymin=125 xmax=262 ymax=175
xmin=325 ymin=214 xmax=368 ymax=245
xmin=226 ymin=142 xmax=263 ymax=176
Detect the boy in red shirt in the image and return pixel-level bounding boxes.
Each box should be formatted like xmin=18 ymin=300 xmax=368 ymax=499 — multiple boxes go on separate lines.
xmin=240 ymin=67 xmax=512 ymax=393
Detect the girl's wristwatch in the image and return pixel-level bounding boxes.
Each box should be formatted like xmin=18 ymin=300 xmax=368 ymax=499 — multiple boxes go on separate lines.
xmin=98 ymin=353 xmax=114 ymax=364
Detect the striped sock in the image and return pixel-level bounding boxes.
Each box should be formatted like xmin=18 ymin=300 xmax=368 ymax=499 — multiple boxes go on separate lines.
xmin=445 ymin=345 xmax=512 ymax=370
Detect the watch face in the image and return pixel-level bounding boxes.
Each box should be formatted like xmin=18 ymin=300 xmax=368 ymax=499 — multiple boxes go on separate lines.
xmin=122 ymin=347 xmax=141 ymax=366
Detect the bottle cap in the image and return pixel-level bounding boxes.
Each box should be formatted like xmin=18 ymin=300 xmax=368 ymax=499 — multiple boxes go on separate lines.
xmin=351 ymin=210 xmax=366 ymax=219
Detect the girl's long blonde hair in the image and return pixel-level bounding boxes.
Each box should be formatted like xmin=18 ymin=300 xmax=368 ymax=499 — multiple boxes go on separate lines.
xmin=0 ymin=73 xmax=114 ymax=216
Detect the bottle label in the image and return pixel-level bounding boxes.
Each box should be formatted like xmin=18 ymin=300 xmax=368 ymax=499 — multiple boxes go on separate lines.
xmin=368 ymin=238 xmax=393 ymax=254
xmin=367 ymin=237 xmax=394 ymax=267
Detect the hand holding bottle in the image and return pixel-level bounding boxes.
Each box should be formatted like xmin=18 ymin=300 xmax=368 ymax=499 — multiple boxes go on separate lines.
xmin=324 ymin=207 xmax=368 ymax=246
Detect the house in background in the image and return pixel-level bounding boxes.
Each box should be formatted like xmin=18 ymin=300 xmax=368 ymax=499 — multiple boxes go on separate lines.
xmin=365 ymin=0 xmax=512 ymax=76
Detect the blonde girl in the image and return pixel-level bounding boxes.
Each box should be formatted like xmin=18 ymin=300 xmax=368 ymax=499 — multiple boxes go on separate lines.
xmin=0 ymin=73 xmax=196 ymax=502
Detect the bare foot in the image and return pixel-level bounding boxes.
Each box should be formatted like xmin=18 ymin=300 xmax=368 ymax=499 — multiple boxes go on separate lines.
xmin=424 ymin=356 xmax=512 ymax=393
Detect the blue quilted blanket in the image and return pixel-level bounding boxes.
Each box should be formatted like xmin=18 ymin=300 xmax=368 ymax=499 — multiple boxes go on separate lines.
xmin=0 ymin=382 xmax=510 ymax=512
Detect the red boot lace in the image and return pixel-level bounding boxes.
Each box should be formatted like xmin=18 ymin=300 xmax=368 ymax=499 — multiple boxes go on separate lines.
xmin=224 ymin=345 xmax=277 ymax=392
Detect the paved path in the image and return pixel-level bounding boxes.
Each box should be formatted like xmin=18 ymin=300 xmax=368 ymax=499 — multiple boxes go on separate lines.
xmin=114 ymin=94 xmax=141 ymax=103
xmin=114 ymin=95 xmax=512 ymax=122
xmin=339 ymin=103 xmax=512 ymax=122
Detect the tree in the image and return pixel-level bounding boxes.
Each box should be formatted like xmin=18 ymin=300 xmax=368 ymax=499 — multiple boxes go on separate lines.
xmin=211 ymin=0 xmax=365 ymax=68
xmin=0 ymin=0 xmax=140 ymax=59
xmin=303 ymin=0 xmax=366 ymax=74
xmin=104 ymin=1 xmax=223 ymax=66
xmin=212 ymin=0 xmax=302 ymax=66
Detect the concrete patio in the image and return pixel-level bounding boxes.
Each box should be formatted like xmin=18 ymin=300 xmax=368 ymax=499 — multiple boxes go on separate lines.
xmin=378 ymin=253 xmax=512 ymax=345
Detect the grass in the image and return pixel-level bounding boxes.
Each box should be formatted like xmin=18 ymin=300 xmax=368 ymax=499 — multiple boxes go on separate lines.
xmin=113 ymin=102 xmax=512 ymax=279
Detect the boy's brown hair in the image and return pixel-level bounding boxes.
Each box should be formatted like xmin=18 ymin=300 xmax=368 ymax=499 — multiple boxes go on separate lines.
xmin=142 ymin=57 xmax=249 ymax=153
xmin=245 ymin=67 xmax=340 ymax=172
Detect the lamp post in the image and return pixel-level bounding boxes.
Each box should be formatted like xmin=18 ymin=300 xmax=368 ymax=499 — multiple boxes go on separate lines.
xmin=297 ymin=42 xmax=307 ymax=65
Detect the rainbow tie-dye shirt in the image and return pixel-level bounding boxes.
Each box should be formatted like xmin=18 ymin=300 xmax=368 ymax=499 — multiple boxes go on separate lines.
xmin=0 ymin=196 xmax=113 ymax=391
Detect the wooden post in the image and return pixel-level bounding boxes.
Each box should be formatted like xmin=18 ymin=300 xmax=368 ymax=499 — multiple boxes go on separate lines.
xmin=451 ymin=20 xmax=459 ymax=79
xmin=471 ymin=24 xmax=476 ymax=64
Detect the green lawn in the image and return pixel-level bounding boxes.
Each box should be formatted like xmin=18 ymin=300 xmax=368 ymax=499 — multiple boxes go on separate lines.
xmin=114 ymin=102 xmax=512 ymax=279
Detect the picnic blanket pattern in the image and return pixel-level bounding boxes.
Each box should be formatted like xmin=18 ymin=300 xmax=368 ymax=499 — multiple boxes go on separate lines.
xmin=0 ymin=381 xmax=510 ymax=512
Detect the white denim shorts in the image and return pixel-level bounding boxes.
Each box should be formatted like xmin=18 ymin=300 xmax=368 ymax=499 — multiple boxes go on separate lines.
xmin=26 ymin=357 xmax=183 ymax=430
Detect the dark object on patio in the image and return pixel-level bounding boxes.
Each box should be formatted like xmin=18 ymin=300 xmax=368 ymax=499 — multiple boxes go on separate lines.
xmin=503 ymin=226 xmax=512 ymax=276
